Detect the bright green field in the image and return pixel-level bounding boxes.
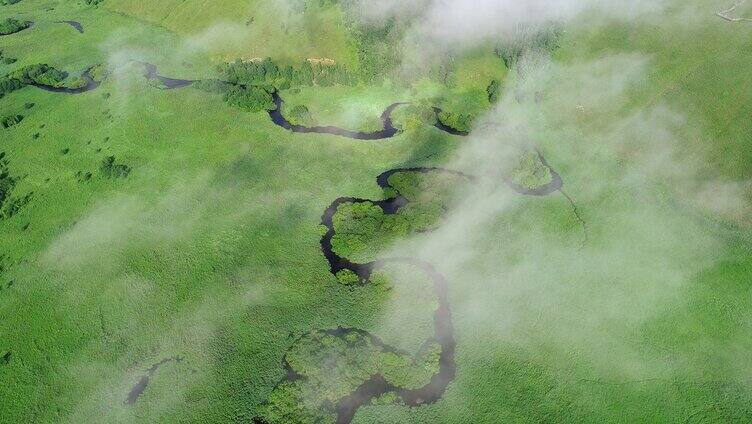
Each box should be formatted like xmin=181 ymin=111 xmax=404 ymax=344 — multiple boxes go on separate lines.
xmin=1 ymin=0 xmax=752 ymax=423
xmin=104 ymin=0 xmax=357 ymax=66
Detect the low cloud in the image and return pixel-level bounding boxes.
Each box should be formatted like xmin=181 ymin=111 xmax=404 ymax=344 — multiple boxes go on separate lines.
xmin=376 ymin=48 xmax=747 ymax=385
xmin=357 ymin=0 xmax=666 ymax=49
xmin=42 ymin=173 xmax=214 ymax=269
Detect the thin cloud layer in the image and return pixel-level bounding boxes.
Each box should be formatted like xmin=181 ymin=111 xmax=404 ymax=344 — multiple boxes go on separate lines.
xmin=379 ymin=45 xmax=748 ymax=385
xmin=357 ymin=0 xmax=665 ymax=48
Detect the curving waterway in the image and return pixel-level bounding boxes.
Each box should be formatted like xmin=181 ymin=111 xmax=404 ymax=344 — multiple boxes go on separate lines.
xmin=28 ymin=62 xmax=583 ymax=414
xmin=269 ymin=91 xmax=405 ymax=140
xmin=253 ymin=168 xmax=473 ymax=424
xmin=253 ymin=162 xmax=571 ymax=423
xmin=30 ymin=67 xmax=100 ymax=94
xmin=269 ymin=94 xmax=470 ymax=140
xmin=27 ymin=61 xmax=469 ymax=140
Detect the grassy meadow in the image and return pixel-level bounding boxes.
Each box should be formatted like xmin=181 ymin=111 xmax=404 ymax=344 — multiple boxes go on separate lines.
xmin=1 ymin=0 xmax=752 ymax=422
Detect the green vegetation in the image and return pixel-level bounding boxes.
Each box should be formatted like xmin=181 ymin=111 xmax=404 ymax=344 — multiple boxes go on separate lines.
xmin=349 ymin=18 xmax=403 ymax=83
xmin=220 ymin=58 xmax=283 ymax=86
xmin=105 ymin=0 xmax=356 ymax=64
xmin=87 ymin=63 xmax=109 ymax=82
xmin=258 ymin=381 xmax=334 ymax=424
xmin=1 ymin=1 xmax=752 ymax=423
xmin=0 ymin=18 xmax=31 ymax=35
xmin=387 ymin=170 xmax=462 ymax=205
xmin=335 ymin=269 xmax=359 ymax=286
xmin=283 ymin=104 xmax=314 ymax=126
xmin=0 ymin=50 xmax=17 ymax=64
xmin=437 ymin=110 xmax=473 ymax=133
xmin=1 ymin=114 xmax=23 ymax=128
xmin=487 ymin=79 xmax=501 ymax=103
xmin=494 ymin=24 xmax=561 ymax=69
xmin=257 ymin=263 xmax=441 ymax=423
xmin=331 ymin=201 xmax=418 ymax=263
xmin=99 ymin=155 xmax=131 ymax=178
xmin=0 ymin=77 xmax=24 ymax=99
xmin=508 ymin=150 xmax=553 ymax=189
xmin=331 ymin=171 xmax=465 ymax=263
xmin=278 ymin=84 xmax=402 ymax=132
xmin=392 ymin=104 xmax=436 ymax=131
xmin=287 ymin=329 xmax=437 ymax=394
xmin=220 ymin=57 xmax=355 ymax=88
xmin=0 ymin=153 xmax=31 ymax=220
xmin=222 ymin=84 xmax=275 ymax=112
xmin=332 ymin=172 xmax=465 ymax=263
xmin=195 ymin=58 xmax=357 ymax=114
xmin=190 ymin=78 xmax=227 ymax=94
xmin=18 ymin=64 xmax=68 ymax=87
xmin=0 ymin=64 xmax=85 ymax=98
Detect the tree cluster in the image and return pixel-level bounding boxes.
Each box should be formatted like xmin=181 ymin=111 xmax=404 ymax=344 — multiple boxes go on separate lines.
xmin=494 ymin=24 xmax=561 ymax=69
xmin=257 ymin=328 xmax=440 ymax=423
xmin=508 ymin=150 xmax=552 ymax=189
xmin=0 ymin=152 xmax=31 ymax=221
xmin=487 ymin=79 xmax=501 ymax=103
xmin=194 ymin=79 xmax=276 ymax=113
xmin=0 ymin=50 xmax=16 ymax=64
xmin=0 ymin=64 xmax=90 ymax=99
xmin=5 ymin=63 xmax=68 ymax=87
xmin=437 ymin=110 xmax=473 ymax=133
xmin=224 ymin=84 xmax=275 ymax=112
xmin=100 ymin=156 xmax=131 ymax=179
xmin=284 ymin=104 xmax=315 ymax=126
xmin=0 ymin=76 xmax=23 ymax=99
xmin=1 ymin=114 xmax=23 ymax=128
xmin=353 ymin=22 xmax=401 ymax=84
xmin=0 ymin=18 xmax=31 ymax=35
xmin=392 ymin=104 xmax=437 ymax=131
xmin=198 ymin=58 xmax=357 ymax=114
xmin=331 ymin=171 xmax=463 ymax=264
xmin=20 ymin=64 xmax=68 ymax=87
xmin=219 ymin=57 xmax=355 ymax=89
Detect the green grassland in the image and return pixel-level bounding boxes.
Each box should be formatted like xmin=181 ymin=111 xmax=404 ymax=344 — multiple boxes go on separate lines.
xmin=104 ymin=0 xmax=357 ymax=66
xmin=1 ymin=0 xmax=752 ymax=422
